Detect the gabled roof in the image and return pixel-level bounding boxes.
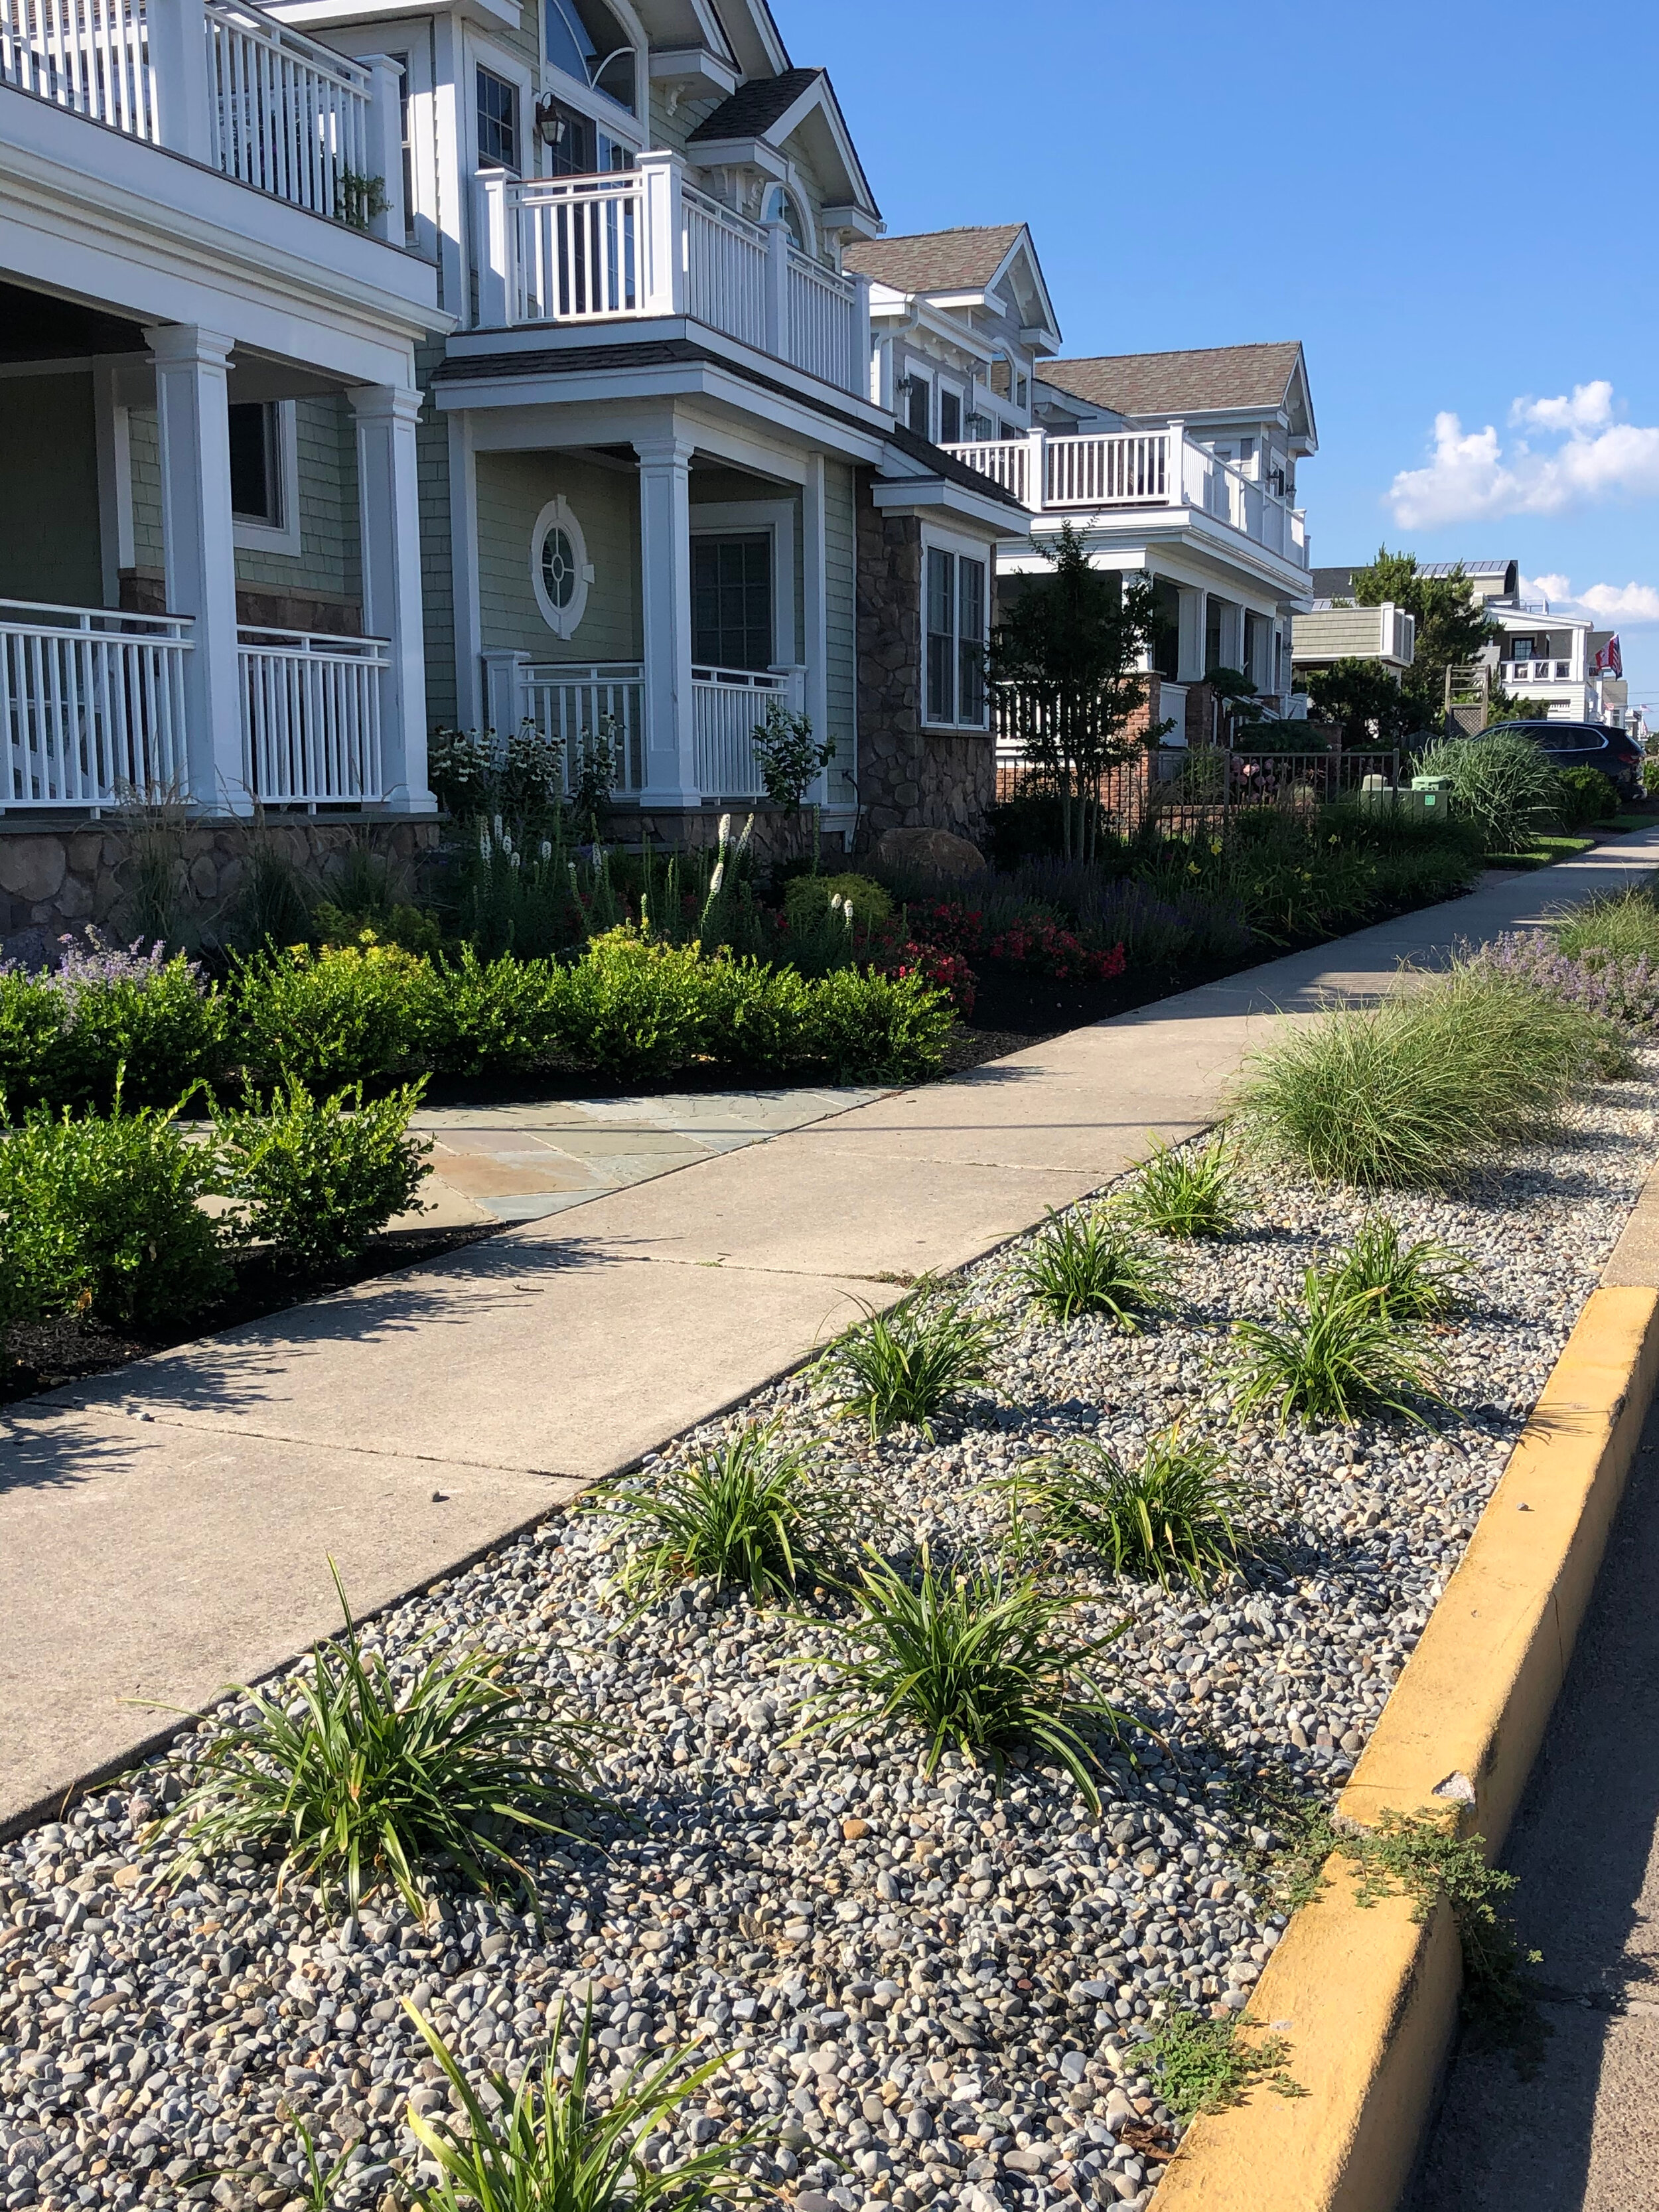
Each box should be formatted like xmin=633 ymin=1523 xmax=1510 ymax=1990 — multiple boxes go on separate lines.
xmin=1041 ymin=341 xmax=1315 ymax=444
xmin=686 ymin=65 xmax=822 ymax=141
xmin=843 ymin=224 xmax=1025 ymax=294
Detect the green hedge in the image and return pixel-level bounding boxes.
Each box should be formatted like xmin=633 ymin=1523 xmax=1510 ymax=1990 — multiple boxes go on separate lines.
xmin=0 ymin=930 xmax=953 ymax=1117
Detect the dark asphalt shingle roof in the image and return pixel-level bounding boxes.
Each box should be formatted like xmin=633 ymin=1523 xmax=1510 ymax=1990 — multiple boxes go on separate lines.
xmin=1041 ymin=341 xmax=1305 ymax=417
xmin=686 ymin=67 xmax=822 ymax=141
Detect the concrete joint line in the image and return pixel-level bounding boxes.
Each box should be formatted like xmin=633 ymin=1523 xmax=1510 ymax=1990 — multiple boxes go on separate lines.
xmin=1155 ymin=1276 xmax=1659 ymax=2212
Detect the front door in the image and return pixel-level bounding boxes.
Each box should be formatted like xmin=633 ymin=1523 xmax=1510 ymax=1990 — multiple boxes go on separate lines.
xmin=692 ymin=536 xmax=772 ymax=672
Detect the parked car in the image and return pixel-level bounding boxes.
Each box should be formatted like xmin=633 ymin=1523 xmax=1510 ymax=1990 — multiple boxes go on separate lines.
xmin=1482 ymin=719 xmax=1643 ymax=800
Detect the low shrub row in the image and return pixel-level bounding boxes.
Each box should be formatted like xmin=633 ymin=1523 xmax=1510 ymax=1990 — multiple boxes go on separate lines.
xmin=0 ymin=1081 xmax=431 ymax=1348
xmin=0 ymin=928 xmax=954 ymax=1114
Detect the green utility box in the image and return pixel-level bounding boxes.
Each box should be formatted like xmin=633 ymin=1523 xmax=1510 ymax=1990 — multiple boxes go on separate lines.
xmin=1407 ymin=774 xmax=1455 ymax=814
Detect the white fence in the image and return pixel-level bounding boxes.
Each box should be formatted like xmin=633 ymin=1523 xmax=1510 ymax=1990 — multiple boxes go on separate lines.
xmin=520 ymin=662 xmax=646 ymax=794
xmin=239 ymin=626 xmax=387 ymax=805
xmin=0 ymin=0 xmax=157 ymax=138
xmin=0 ymin=601 xmax=191 ymax=808
xmin=206 ymin=0 xmax=373 ymax=222
xmin=944 ymin=427 xmax=1309 ymax=569
xmin=691 ymin=666 xmax=801 ymax=800
xmin=478 ymin=153 xmax=870 ymax=395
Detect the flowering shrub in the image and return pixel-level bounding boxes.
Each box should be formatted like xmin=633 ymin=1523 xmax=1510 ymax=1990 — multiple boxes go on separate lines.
xmin=0 ymin=932 xmax=226 ymax=1112
xmin=902 ymin=901 xmax=987 ymax=960
xmin=1473 ymin=930 xmax=1659 ymax=1035
xmin=985 ymin=919 xmax=1127 ymax=984
xmin=874 ymin=940 xmax=976 ymax=1019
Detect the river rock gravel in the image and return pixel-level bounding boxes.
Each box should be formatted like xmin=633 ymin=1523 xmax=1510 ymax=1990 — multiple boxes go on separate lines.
xmin=3 ymin=1057 xmax=1656 ymax=2212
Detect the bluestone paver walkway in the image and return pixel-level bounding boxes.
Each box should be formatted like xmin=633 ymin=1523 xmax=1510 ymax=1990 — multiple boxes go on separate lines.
xmin=5 ymin=833 xmax=1658 ymax=1833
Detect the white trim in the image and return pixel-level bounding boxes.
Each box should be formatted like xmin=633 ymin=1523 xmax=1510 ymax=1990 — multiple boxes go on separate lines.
xmin=232 ymin=399 xmax=303 ymax=556
xmin=529 ymin=492 xmax=592 ymax=637
xmin=686 ymin=496 xmax=796 ymax=668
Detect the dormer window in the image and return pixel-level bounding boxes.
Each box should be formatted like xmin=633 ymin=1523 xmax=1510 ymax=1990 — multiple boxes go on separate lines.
xmin=544 ymin=0 xmax=636 ymax=115
xmin=762 ymin=186 xmax=806 ymax=252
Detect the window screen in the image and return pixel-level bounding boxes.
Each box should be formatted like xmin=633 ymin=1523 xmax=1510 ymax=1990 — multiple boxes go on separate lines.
xmin=958 ymin=555 xmax=985 ymax=724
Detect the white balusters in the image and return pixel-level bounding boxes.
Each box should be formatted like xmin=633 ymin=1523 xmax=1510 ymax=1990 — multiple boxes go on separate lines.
xmin=238 ymin=627 xmax=387 ymax=806
xmin=691 ymin=667 xmax=801 ymax=800
xmin=0 ymin=0 xmax=157 ymax=139
xmin=204 ymin=0 xmax=372 ymax=221
xmin=0 ymin=602 xmax=191 ymax=809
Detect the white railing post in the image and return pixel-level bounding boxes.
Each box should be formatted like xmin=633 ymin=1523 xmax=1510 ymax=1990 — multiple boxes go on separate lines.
xmin=350 ymin=383 xmax=429 ymax=810
xmin=474 ymin=169 xmax=510 ymax=327
xmin=1028 ymin=429 xmax=1047 ymax=509
xmin=482 ymin=649 xmax=529 ymax=739
xmin=145 ymin=0 xmax=213 ymax=163
xmin=1165 ymin=420 xmax=1186 ymax=506
xmin=762 ymin=216 xmax=789 ymax=360
xmin=144 ymin=322 xmax=244 ymax=812
xmin=851 ymin=270 xmax=873 ymax=402
xmin=637 ymin=150 xmax=685 ymax=317
xmin=636 ymin=428 xmax=698 ymax=806
xmin=360 ymin=54 xmax=405 ymax=244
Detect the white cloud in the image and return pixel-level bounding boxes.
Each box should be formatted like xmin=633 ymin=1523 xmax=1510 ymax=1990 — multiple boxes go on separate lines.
xmin=1518 ymin=573 xmax=1659 ymax=625
xmin=1387 ymin=384 xmax=1659 ymax=528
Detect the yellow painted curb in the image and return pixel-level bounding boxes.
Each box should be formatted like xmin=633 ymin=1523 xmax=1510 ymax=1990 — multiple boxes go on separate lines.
xmin=1153 ymin=1283 xmax=1659 ymax=2212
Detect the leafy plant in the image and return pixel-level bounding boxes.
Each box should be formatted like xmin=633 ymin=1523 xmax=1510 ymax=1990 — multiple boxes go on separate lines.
xmin=802 ymin=1550 xmax=1129 ymax=1806
xmin=1014 ymin=1209 xmax=1175 ymax=1330
xmin=751 ymin=697 xmax=832 ymax=811
xmin=210 ymin=1076 xmax=431 ymax=1273
xmin=0 ymin=934 xmax=229 ymax=1113
xmin=1119 ymin=1134 xmax=1241 ymax=1238
xmin=1001 ymin=1429 xmax=1260 ymax=1589
xmin=822 ymin=1285 xmax=999 ymax=1436
xmin=1414 ymin=732 xmax=1559 ymax=855
xmin=600 ymin=1422 xmax=845 ymax=1605
xmin=1553 ymin=763 xmax=1622 ymax=828
xmin=231 ymin=835 xmax=315 ymax=952
xmin=232 ymin=940 xmax=419 ymax=1088
xmin=1226 ymin=1269 xmax=1447 ymax=1428
xmin=405 ymin=1996 xmax=760 ymax=2212
xmin=568 ymin=715 xmax=620 ymax=833
xmin=162 ymin=1566 xmax=599 ymax=1918
xmin=1143 ymin=2010 xmax=1299 ymax=2120
xmin=1232 ymin=966 xmax=1623 ymax=1187
xmin=0 ymin=1095 xmax=228 ymax=1329
xmin=1325 ymin=1217 xmax=1471 ymax=1323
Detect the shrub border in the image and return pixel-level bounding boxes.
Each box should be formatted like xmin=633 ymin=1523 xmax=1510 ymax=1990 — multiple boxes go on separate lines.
xmin=1156 ymin=1252 xmax=1659 ymax=2210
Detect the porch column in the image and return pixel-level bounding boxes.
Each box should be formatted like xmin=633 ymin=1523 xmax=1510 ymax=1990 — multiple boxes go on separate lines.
xmin=636 ymin=430 xmax=698 ymax=806
xmin=351 ymin=383 xmax=434 ymax=812
xmin=143 ymin=322 xmax=242 ymax=812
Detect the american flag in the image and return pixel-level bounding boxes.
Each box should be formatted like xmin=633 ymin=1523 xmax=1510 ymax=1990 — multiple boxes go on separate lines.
xmin=1595 ymin=634 xmax=1624 ymax=678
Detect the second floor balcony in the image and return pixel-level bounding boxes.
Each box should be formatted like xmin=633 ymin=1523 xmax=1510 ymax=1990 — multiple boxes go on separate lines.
xmin=941 ymin=425 xmax=1309 ymax=571
xmin=1 ymin=0 xmax=403 ymax=236
xmin=472 ymin=153 xmax=871 ymax=398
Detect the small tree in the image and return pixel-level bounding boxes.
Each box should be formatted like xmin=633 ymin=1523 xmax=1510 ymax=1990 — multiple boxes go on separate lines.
xmin=751 ymin=698 xmax=833 ymax=811
xmin=989 ymin=522 xmax=1170 ymax=860
xmin=1304 ymin=657 xmax=1417 ymax=747
xmin=1349 ymin=549 xmax=1493 ymax=730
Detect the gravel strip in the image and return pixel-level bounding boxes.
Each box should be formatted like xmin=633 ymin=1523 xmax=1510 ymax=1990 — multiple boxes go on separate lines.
xmin=3 ymin=1057 xmax=1657 ymax=2212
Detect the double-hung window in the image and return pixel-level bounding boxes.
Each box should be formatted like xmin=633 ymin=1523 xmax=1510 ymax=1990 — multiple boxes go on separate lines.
xmin=924 ymin=546 xmax=987 ymax=729
xmin=476 ymin=67 xmax=518 ymax=170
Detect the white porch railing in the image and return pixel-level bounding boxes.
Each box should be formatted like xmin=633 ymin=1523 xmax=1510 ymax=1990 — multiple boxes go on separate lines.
xmin=1 ymin=0 xmax=384 ymax=226
xmin=239 ymin=625 xmax=387 ymax=806
xmin=0 ymin=600 xmax=192 ymax=809
xmin=693 ymin=666 xmax=802 ymax=799
xmin=476 ymin=153 xmax=872 ymax=396
xmin=520 ymin=662 xmax=646 ymax=794
xmin=944 ymin=429 xmax=1309 ymax=571
xmin=206 ymin=0 xmax=374 ymax=222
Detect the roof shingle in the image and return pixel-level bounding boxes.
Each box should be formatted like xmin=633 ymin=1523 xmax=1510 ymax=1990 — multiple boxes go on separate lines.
xmin=685 ymin=68 xmax=822 ymax=142
xmin=842 ymin=224 xmax=1025 ymax=295
xmin=1040 ymin=341 xmax=1304 ymax=417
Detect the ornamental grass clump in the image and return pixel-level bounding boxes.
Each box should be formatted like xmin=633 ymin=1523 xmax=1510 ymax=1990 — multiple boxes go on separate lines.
xmin=802 ymin=1550 xmax=1129 ymax=1805
xmin=163 ymin=1567 xmax=599 ymax=1917
xmin=1000 ymin=1429 xmax=1261 ymax=1591
xmin=1014 ymin=1209 xmax=1175 ymax=1330
xmin=1226 ymin=1269 xmax=1447 ymax=1429
xmin=1232 ymin=966 xmax=1624 ymax=1188
xmin=601 ymin=1421 xmax=845 ymax=1605
xmin=1326 ymin=1216 xmax=1471 ymax=1323
xmin=405 ymin=1997 xmax=761 ymax=2212
xmin=1415 ymin=731 xmax=1561 ymax=855
xmin=1119 ymin=1133 xmax=1242 ymax=1238
xmin=822 ymin=1285 xmax=999 ymax=1436
xmin=1555 ymin=883 xmax=1659 ymax=966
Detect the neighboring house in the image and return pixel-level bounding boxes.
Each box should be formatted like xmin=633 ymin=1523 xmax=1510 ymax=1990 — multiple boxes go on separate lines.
xmin=1 ymin=0 xmax=446 ymax=840
xmin=857 ymin=272 xmax=1320 ymax=749
xmin=1290 ymin=600 xmax=1415 ymax=682
xmin=0 ymin=0 xmax=1027 ymax=879
xmin=1307 ymin=559 xmax=1626 ymax=729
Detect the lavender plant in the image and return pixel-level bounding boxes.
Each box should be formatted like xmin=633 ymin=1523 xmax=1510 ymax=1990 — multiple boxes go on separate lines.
xmin=1475 ymin=930 xmax=1659 ymax=1037
xmin=0 ymin=930 xmax=226 ymax=1112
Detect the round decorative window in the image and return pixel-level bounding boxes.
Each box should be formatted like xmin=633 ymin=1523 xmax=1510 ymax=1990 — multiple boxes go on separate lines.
xmin=530 ymin=497 xmax=591 ymax=638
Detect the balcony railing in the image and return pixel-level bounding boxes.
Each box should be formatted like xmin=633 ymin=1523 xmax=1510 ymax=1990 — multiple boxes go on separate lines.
xmin=0 ymin=600 xmax=192 ymax=809
xmin=943 ymin=429 xmax=1309 ymax=570
xmin=240 ymin=625 xmax=388 ymax=805
xmin=474 ymin=153 xmax=869 ymax=396
xmin=520 ymin=662 xmax=646 ymax=794
xmin=1 ymin=0 xmax=388 ymax=228
xmin=1505 ymin=659 xmax=1573 ymax=684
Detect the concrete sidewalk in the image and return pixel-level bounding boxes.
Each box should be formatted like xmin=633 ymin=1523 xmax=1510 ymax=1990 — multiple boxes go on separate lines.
xmin=4 ymin=834 xmax=1657 ymax=1834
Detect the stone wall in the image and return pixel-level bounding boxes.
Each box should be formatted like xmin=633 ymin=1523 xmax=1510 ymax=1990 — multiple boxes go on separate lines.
xmin=853 ymin=478 xmax=995 ymax=848
xmin=610 ymin=804 xmax=848 ymax=867
xmin=0 ymin=818 xmax=441 ymax=954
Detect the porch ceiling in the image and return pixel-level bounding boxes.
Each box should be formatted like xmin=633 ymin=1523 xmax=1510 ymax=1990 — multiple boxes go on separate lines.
xmin=0 ymin=277 xmax=145 ymax=363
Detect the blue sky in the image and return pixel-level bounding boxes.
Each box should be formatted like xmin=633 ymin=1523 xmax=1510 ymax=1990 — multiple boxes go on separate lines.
xmin=782 ymin=0 xmax=1659 ymax=714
